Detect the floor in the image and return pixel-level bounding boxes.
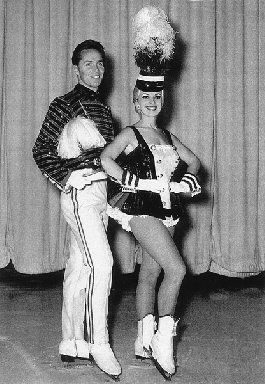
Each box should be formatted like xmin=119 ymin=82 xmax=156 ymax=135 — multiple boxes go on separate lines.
xmin=0 ymin=265 xmax=265 ymax=384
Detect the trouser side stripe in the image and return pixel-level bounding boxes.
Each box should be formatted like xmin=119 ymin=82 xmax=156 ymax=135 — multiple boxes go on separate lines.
xmin=71 ymin=189 xmax=94 ymax=344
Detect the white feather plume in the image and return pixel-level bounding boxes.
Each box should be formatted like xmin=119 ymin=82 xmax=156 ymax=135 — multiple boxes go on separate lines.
xmin=133 ymin=5 xmax=175 ymax=70
xmin=57 ymin=116 xmax=106 ymax=159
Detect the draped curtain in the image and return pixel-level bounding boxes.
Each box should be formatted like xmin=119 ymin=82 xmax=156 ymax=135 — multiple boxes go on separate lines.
xmin=0 ymin=0 xmax=264 ymax=276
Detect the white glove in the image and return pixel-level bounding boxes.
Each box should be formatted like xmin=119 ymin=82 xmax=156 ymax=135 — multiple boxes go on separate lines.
xmin=170 ymin=173 xmax=201 ymax=196
xmin=83 ymin=171 xmax=107 ymax=183
xmin=65 ymin=169 xmax=106 ymax=192
xmin=120 ymin=170 xmax=172 ymax=208
xmin=121 ymin=170 xmax=168 ymax=194
xmin=169 ymin=181 xmax=188 ymax=194
xmin=137 ymin=178 xmax=169 ymax=194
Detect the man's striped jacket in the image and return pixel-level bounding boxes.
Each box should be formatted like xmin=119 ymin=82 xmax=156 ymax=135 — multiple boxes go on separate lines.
xmin=32 ymin=84 xmax=114 ymax=191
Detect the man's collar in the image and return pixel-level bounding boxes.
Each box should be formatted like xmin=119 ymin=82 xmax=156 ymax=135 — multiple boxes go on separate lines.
xmin=75 ymin=83 xmax=100 ymax=99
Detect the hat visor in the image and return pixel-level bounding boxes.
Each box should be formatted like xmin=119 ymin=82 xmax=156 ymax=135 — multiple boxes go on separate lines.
xmin=136 ymin=79 xmax=164 ymax=91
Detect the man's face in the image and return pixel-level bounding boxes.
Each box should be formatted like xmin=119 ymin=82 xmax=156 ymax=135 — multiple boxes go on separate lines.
xmin=74 ymin=49 xmax=105 ymax=91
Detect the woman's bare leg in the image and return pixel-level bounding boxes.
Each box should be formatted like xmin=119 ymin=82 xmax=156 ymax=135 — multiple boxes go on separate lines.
xmin=130 ymin=216 xmax=186 ymax=317
xmin=136 ymin=248 xmax=161 ymax=319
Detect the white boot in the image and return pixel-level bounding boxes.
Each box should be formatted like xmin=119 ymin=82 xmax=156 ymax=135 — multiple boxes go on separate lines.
xmin=59 ymin=339 xmax=76 ymax=362
xmin=76 ymin=339 xmax=90 ymax=359
xmin=90 ymin=343 xmax=122 ymax=380
xmin=150 ymin=316 xmax=178 ymax=380
xmin=59 ymin=339 xmax=91 ymax=362
xmin=134 ymin=314 xmax=156 ymax=359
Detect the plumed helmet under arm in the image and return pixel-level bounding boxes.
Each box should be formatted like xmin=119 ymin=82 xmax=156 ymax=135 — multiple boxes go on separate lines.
xmin=57 ymin=116 xmax=106 ymax=159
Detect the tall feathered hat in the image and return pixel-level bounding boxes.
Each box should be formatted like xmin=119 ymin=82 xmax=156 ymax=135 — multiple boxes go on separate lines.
xmin=132 ymin=6 xmax=175 ymax=92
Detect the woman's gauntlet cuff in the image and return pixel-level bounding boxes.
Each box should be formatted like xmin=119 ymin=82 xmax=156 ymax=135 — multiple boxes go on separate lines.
xmin=121 ymin=170 xmax=139 ymax=192
xmin=179 ymin=173 xmax=201 ymax=196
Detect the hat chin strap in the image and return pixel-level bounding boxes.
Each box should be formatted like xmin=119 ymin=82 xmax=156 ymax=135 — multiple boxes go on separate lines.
xmin=137 ymin=74 xmax=164 ymax=82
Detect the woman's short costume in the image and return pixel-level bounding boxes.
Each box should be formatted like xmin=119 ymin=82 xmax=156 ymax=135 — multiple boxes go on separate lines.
xmin=107 ymin=7 xmax=200 ymax=232
xmin=107 ymin=126 xmax=184 ymax=232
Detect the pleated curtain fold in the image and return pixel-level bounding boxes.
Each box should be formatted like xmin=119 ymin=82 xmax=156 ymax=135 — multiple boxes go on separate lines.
xmin=0 ymin=0 xmax=264 ymax=276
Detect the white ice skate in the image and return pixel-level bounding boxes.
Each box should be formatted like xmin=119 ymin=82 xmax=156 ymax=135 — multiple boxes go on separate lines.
xmin=90 ymin=343 xmax=122 ymax=381
xmin=134 ymin=314 xmax=156 ymax=360
xmin=149 ymin=316 xmax=179 ymax=381
xmin=59 ymin=339 xmax=91 ymax=363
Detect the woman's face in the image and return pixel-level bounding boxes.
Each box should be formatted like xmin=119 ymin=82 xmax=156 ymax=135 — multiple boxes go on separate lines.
xmin=135 ymin=90 xmax=163 ymax=117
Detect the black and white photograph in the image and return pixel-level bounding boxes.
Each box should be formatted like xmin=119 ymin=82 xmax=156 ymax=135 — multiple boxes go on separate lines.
xmin=0 ymin=1 xmax=264 ymax=383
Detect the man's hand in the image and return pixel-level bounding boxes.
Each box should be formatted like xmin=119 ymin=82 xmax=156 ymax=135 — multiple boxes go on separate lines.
xmin=65 ymin=169 xmax=106 ymax=191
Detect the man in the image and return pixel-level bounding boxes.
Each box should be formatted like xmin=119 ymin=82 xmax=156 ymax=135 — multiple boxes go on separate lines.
xmin=32 ymin=40 xmax=121 ymax=380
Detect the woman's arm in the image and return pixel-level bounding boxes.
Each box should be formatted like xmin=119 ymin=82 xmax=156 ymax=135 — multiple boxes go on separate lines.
xmin=170 ymin=134 xmax=201 ymax=196
xmin=100 ymin=128 xmax=135 ymax=182
xmin=101 ymin=128 xmax=168 ymax=194
xmin=171 ymin=134 xmax=200 ymax=175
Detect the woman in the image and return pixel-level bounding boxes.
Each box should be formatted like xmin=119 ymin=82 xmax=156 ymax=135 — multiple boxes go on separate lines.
xmin=100 ymin=84 xmax=201 ymax=380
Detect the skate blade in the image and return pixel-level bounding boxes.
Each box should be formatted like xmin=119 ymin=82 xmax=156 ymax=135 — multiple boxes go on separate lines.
xmin=144 ymin=347 xmax=174 ymax=381
xmin=61 ymin=354 xmax=75 ymax=363
xmin=90 ymin=357 xmax=121 ymax=382
xmin=135 ymin=354 xmax=150 ymax=361
xmin=61 ymin=355 xmax=93 ymax=367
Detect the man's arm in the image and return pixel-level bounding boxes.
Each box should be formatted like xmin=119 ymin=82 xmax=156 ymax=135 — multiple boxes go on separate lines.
xmin=32 ymin=97 xmax=103 ymax=191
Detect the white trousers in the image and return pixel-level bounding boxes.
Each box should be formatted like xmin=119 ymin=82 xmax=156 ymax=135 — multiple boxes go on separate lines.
xmin=60 ymin=180 xmax=113 ymax=350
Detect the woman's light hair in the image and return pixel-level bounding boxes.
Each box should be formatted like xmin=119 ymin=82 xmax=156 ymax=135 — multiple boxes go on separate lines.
xmin=133 ymin=86 xmax=141 ymax=103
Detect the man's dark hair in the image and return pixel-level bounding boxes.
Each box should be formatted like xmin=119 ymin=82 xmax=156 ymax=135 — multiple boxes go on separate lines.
xmin=72 ymin=40 xmax=105 ymax=66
